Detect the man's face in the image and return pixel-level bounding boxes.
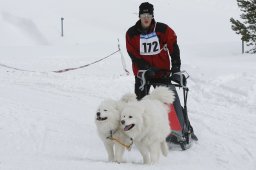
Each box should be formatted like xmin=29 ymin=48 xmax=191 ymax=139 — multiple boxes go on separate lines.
xmin=140 ymin=13 xmax=153 ymax=29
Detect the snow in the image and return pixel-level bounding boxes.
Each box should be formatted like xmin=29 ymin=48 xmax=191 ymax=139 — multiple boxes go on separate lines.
xmin=0 ymin=0 xmax=256 ymax=170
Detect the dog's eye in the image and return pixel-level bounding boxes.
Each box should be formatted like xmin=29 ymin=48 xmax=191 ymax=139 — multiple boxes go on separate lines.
xmin=104 ymin=109 xmax=107 ymax=112
xmin=129 ymin=116 xmax=133 ymax=118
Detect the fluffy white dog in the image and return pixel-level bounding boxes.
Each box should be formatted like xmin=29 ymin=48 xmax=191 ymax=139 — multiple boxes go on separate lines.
xmin=95 ymin=93 xmax=136 ymax=163
xmin=120 ymin=86 xmax=175 ymax=164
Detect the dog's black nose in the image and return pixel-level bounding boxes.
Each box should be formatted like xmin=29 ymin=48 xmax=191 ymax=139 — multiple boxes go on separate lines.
xmin=121 ymin=120 xmax=125 ymax=125
xmin=96 ymin=112 xmax=100 ymax=116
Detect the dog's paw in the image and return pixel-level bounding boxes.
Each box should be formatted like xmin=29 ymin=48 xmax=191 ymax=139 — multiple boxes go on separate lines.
xmin=108 ymin=157 xmax=115 ymax=162
xmin=114 ymin=158 xmax=126 ymax=164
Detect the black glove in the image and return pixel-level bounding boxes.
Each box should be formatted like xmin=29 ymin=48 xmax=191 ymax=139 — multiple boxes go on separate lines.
xmin=171 ymin=72 xmax=187 ymax=86
xmin=170 ymin=65 xmax=182 ymax=85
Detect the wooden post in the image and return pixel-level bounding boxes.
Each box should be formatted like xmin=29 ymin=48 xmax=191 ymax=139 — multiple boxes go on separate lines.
xmin=61 ymin=17 xmax=64 ymax=37
xmin=242 ymin=40 xmax=244 ymax=54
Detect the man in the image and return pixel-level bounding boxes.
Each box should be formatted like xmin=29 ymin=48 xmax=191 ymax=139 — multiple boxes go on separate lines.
xmin=126 ymin=2 xmax=181 ymax=100
xmin=126 ymin=2 xmax=197 ymax=147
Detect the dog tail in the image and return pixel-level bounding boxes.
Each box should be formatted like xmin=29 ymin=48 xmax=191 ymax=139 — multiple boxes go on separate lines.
xmin=147 ymin=86 xmax=175 ymax=105
xmin=161 ymin=141 xmax=169 ymax=157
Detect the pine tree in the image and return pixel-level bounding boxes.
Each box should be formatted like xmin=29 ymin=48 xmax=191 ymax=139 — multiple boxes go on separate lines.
xmin=230 ymin=0 xmax=256 ymax=53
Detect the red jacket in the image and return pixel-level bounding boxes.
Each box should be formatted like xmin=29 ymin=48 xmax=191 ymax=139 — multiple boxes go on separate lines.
xmin=126 ymin=19 xmax=180 ymax=78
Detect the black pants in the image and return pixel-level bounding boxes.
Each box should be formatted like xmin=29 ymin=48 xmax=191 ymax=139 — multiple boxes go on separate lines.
xmin=135 ymin=77 xmax=171 ymax=99
xmin=134 ymin=76 xmax=186 ymax=131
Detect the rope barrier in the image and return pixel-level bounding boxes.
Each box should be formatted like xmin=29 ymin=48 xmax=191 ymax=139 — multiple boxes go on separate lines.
xmin=53 ymin=49 xmax=120 ymax=73
xmin=0 ymin=40 xmax=129 ymax=74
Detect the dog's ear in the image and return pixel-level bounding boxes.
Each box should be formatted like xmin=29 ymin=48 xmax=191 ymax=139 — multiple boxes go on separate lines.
xmin=115 ymin=101 xmax=125 ymax=111
xmin=105 ymin=99 xmax=118 ymax=110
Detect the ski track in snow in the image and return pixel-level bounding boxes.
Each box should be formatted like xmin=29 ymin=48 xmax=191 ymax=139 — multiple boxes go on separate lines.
xmin=188 ymin=69 xmax=256 ymax=170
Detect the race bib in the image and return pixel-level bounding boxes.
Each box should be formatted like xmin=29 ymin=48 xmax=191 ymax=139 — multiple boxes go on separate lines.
xmin=140 ymin=32 xmax=160 ymax=55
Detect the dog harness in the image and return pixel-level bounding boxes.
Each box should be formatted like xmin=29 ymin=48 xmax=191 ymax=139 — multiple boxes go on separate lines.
xmin=107 ymin=130 xmax=133 ymax=151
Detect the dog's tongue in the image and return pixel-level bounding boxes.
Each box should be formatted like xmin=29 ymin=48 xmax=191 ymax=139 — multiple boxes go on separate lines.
xmin=124 ymin=124 xmax=133 ymax=131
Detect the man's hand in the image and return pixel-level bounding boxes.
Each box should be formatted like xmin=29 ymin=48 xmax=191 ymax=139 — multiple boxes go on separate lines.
xmin=171 ymin=72 xmax=187 ymax=87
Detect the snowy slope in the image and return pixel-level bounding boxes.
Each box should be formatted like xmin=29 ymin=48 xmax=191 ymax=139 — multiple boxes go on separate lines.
xmin=1 ymin=0 xmax=256 ymax=170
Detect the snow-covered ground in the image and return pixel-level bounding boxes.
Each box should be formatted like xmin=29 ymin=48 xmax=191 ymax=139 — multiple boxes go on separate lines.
xmin=0 ymin=0 xmax=256 ymax=170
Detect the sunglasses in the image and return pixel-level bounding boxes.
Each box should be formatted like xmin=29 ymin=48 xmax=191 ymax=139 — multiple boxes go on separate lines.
xmin=140 ymin=13 xmax=153 ymax=19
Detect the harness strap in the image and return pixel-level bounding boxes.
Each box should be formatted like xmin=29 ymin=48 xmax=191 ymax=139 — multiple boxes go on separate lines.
xmin=137 ymin=70 xmax=148 ymax=91
xmin=154 ymin=22 xmax=157 ymax=32
xmin=107 ymin=130 xmax=133 ymax=151
xmin=118 ymin=39 xmax=130 ymax=75
xmin=154 ymin=22 xmax=168 ymax=52
xmin=107 ymin=136 xmax=133 ymax=151
xmin=160 ymin=44 xmax=168 ymax=52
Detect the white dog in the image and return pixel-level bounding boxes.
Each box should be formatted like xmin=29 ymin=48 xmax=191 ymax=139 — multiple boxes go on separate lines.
xmin=95 ymin=93 xmax=136 ymax=163
xmin=120 ymin=86 xmax=175 ymax=164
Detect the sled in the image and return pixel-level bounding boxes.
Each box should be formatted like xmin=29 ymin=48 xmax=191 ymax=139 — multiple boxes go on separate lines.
xmin=138 ymin=70 xmax=198 ymax=150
